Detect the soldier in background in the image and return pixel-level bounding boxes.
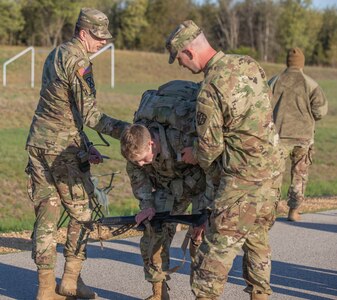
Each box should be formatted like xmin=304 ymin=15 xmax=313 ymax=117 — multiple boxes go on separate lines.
xmin=269 ymin=47 xmax=328 ymax=221
xmin=25 ymin=8 xmax=128 ymax=300
xmin=120 ymin=80 xmax=219 ymax=300
xmin=166 ymin=21 xmax=283 ymax=300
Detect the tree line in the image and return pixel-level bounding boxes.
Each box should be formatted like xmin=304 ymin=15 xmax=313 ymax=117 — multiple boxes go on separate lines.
xmin=1 ymin=0 xmax=337 ymax=67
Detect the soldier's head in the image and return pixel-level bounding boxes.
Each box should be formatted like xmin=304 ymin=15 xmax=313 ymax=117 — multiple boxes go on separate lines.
xmin=120 ymin=124 xmax=155 ymax=166
xmin=286 ymin=47 xmax=305 ymax=69
xmin=166 ymin=20 xmax=215 ymax=73
xmin=75 ymin=8 xmax=112 ymax=53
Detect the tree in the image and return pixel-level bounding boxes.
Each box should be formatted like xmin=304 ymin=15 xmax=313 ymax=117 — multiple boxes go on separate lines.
xmin=276 ymin=0 xmax=313 ymax=61
xmin=139 ymin=0 xmax=197 ymax=52
xmin=312 ymin=8 xmax=337 ymax=66
xmin=237 ymin=0 xmax=256 ymax=50
xmin=114 ymin=0 xmax=148 ymax=49
xmin=0 ymin=0 xmax=25 ymax=45
xmin=215 ymin=0 xmax=240 ymax=51
xmin=255 ymin=0 xmax=280 ymax=61
xmin=21 ymin=0 xmax=82 ymax=47
xmin=193 ymin=0 xmax=219 ymax=48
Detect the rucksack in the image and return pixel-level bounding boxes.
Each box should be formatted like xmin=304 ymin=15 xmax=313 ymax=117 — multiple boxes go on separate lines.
xmin=133 ymin=80 xmax=200 ymax=134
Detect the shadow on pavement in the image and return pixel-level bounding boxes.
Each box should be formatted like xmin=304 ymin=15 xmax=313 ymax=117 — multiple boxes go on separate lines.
xmin=277 ymin=217 xmax=337 ymax=233
xmin=270 ymin=260 xmax=337 ymax=299
xmin=83 ymin=240 xmax=337 ymax=300
xmin=0 ymin=262 xmax=139 ymax=300
xmin=0 ymin=236 xmax=32 ymax=252
xmin=10 ymin=213 xmax=336 ymax=300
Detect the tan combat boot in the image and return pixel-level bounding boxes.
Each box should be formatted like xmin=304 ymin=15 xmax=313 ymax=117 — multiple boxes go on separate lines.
xmin=276 ymin=200 xmax=288 ymax=215
xmin=145 ymin=280 xmax=170 ymax=300
xmin=58 ymin=257 xmax=97 ymax=299
xmin=287 ymin=208 xmax=301 ymax=221
xmin=250 ymin=293 xmax=268 ymax=300
xmin=36 ymin=269 xmax=73 ymax=300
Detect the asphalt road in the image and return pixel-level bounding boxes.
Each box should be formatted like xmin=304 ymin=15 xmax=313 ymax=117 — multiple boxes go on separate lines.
xmin=0 ymin=210 xmax=337 ymax=300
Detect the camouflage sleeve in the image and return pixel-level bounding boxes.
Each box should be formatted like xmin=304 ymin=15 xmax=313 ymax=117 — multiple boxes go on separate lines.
xmin=72 ymin=57 xmax=129 ymax=140
xmin=310 ymin=86 xmax=328 ymax=121
xmin=89 ymin=114 xmax=130 ymax=140
xmin=195 ymin=83 xmax=224 ymax=170
xmin=126 ymin=162 xmax=155 ymax=210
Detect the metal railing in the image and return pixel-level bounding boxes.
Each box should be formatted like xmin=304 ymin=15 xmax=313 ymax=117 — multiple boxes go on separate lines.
xmin=89 ymin=43 xmax=115 ymax=88
xmin=3 ymin=46 xmax=35 ymax=88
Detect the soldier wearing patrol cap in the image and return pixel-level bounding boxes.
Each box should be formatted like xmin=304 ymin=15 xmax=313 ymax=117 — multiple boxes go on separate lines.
xmin=25 ymin=8 xmax=128 ymax=300
xmin=76 ymin=7 xmax=112 ymax=40
xmin=166 ymin=20 xmax=284 ymax=300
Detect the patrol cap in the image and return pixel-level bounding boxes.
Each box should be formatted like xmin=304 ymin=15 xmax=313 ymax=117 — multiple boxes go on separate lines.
xmin=76 ymin=8 xmax=112 ymax=40
xmin=166 ymin=20 xmax=202 ymax=64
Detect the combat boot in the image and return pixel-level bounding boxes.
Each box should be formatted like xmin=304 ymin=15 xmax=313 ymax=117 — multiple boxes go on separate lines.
xmin=58 ymin=257 xmax=97 ymax=299
xmin=145 ymin=280 xmax=170 ymax=300
xmin=250 ymin=293 xmax=268 ymax=300
xmin=276 ymin=200 xmax=288 ymax=215
xmin=287 ymin=208 xmax=301 ymax=221
xmin=36 ymin=269 xmax=73 ymax=300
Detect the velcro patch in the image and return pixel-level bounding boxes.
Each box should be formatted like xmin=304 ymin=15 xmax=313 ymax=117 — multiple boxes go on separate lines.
xmin=78 ymin=66 xmax=92 ymax=76
xmin=197 ymin=112 xmax=207 ymax=125
xmin=76 ymin=62 xmax=96 ymax=94
xmin=84 ymin=75 xmax=95 ymax=89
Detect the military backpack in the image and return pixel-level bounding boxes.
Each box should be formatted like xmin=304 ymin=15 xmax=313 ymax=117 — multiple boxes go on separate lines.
xmin=133 ymin=80 xmax=200 ymax=135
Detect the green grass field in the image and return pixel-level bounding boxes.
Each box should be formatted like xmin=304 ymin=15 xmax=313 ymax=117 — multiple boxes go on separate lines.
xmin=0 ymin=46 xmax=336 ymax=232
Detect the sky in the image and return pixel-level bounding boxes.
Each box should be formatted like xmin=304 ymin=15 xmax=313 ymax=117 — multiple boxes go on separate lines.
xmin=312 ymin=0 xmax=337 ymax=10
xmin=197 ymin=0 xmax=337 ymax=10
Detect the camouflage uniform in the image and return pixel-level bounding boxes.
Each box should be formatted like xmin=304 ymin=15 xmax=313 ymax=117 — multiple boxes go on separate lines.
xmin=269 ymin=64 xmax=328 ymax=209
xmin=166 ymin=20 xmax=283 ymax=298
xmin=25 ymin=33 xmax=128 ymax=269
xmin=190 ymin=51 xmax=283 ymax=299
xmin=127 ymin=121 xmax=208 ymax=282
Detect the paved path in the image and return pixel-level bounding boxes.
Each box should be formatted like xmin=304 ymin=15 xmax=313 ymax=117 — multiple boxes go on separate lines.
xmin=0 ymin=210 xmax=337 ymax=299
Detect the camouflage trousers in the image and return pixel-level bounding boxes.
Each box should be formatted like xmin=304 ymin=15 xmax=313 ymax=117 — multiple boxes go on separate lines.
xmin=26 ymin=146 xmax=94 ymax=270
xmin=191 ymin=176 xmax=279 ymax=299
xmin=282 ymin=141 xmax=314 ymax=209
xmin=140 ymin=190 xmax=202 ymax=282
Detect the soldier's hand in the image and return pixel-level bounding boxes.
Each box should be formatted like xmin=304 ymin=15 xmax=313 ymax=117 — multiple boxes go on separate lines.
xmin=182 ymin=147 xmax=198 ymax=165
xmin=88 ymin=146 xmax=103 ymax=164
xmin=135 ymin=207 xmax=156 ymax=226
xmin=192 ymin=222 xmax=206 ymax=242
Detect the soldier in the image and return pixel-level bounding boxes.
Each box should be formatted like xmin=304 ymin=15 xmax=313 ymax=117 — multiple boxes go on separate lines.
xmin=120 ymin=80 xmax=217 ymax=300
xmin=25 ymin=8 xmax=128 ymax=300
xmin=268 ymin=47 xmax=328 ymax=221
xmin=166 ymin=21 xmax=283 ymax=300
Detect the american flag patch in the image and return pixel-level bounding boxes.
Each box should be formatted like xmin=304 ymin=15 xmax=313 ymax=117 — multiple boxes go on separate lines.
xmin=78 ymin=66 xmax=91 ymax=76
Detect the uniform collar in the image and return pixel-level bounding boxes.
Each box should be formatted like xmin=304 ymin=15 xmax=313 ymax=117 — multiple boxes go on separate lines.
xmin=203 ymin=51 xmax=226 ymax=76
xmin=72 ymin=37 xmax=89 ymax=58
xmin=285 ymin=67 xmax=304 ymax=74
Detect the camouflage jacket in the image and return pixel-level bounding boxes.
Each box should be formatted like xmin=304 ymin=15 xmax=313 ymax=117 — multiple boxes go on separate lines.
xmin=268 ymin=67 xmax=328 ymax=143
xmin=26 ymin=37 xmax=128 ymax=154
xmin=126 ymin=123 xmax=207 ymax=210
xmin=194 ymin=51 xmax=282 ymax=182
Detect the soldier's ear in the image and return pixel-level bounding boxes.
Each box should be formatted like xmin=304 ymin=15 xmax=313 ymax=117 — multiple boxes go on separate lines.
xmin=78 ymin=29 xmax=88 ymax=41
xmin=149 ymin=139 xmax=157 ymax=154
xmin=182 ymin=49 xmax=193 ymax=60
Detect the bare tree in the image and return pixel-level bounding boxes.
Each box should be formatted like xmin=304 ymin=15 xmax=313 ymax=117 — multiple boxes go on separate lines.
xmin=216 ymin=0 xmax=240 ymax=50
